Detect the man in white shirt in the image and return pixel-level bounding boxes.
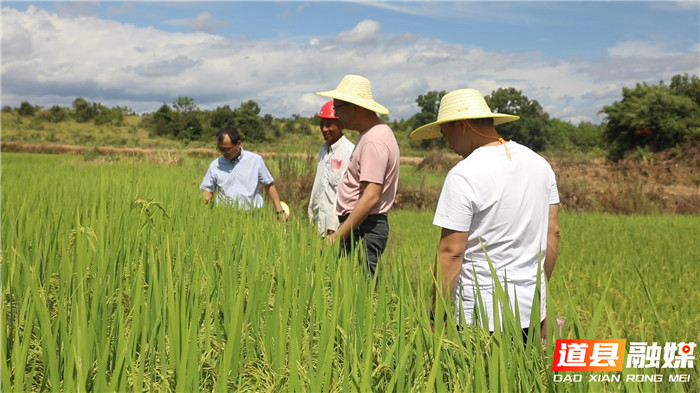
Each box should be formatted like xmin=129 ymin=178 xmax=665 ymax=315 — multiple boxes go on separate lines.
xmin=200 ymin=127 xmax=288 ymax=221
xmin=411 ymin=89 xmax=560 ymax=343
xmin=308 ymin=100 xmax=355 ymax=237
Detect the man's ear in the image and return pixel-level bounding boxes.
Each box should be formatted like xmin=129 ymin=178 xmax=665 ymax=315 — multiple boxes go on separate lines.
xmin=456 ymin=120 xmax=468 ymax=133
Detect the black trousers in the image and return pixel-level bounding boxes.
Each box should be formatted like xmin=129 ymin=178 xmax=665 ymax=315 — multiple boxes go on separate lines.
xmin=338 ymin=214 xmax=389 ymax=276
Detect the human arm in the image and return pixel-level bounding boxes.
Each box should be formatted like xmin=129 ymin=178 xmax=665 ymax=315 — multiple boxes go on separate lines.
xmin=434 ymin=228 xmax=468 ymax=307
xmin=329 ymin=181 xmax=381 ymax=244
xmin=200 ymin=162 xmax=217 ymax=205
xmin=545 ymin=203 xmax=560 ymax=280
xmin=264 ymin=182 xmax=288 ymax=222
xmin=540 ymin=204 xmax=560 ymax=340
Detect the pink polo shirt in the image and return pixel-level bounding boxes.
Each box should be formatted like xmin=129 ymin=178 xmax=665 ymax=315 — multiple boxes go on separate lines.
xmin=336 ymin=124 xmax=400 ymax=216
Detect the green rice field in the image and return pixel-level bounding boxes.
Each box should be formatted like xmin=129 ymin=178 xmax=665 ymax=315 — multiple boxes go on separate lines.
xmin=1 ymin=152 xmax=698 ymax=392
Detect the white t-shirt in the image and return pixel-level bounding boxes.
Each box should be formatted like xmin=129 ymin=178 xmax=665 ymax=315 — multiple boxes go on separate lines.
xmin=433 ymin=141 xmax=559 ymax=330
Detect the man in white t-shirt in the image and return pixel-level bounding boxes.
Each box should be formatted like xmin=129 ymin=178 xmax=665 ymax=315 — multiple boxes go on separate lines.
xmin=308 ymin=100 xmax=355 ymax=237
xmin=410 ymin=89 xmax=560 ymax=342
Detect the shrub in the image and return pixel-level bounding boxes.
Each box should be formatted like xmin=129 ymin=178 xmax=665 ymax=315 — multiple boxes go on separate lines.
xmin=417 ymin=149 xmax=460 ymax=171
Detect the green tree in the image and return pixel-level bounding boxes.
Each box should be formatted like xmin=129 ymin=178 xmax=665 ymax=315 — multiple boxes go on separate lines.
xmin=146 ymin=100 xmax=203 ymax=140
xmin=669 ymin=73 xmax=700 ymax=104
xmin=262 ymin=113 xmax=274 ymax=127
xmin=181 ymin=116 xmax=203 ymax=141
xmin=18 ymin=101 xmax=36 ymax=117
xmin=211 ymin=105 xmax=236 ymax=130
xmin=111 ymin=107 xmax=128 ymax=126
xmin=263 ymin=114 xmax=280 ymax=137
xmin=73 ymin=97 xmax=94 ymax=122
xmin=573 ymin=121 xmax=605 ymax=152
xmin=545 ymin=119 xmax=577 ymax=152
xmin=600 ymin=76 xmax=700 ymax=160
xmin=151 ymin=103 xmax=177 ymax=137
xmin=543 ymin=119 xmax=604 ymax=154
xmin=48 ymin=105 xmax=69 ymax=122
xmin=407 ymin=90 xmax=447 ymax=149
xmin=484 ymin=88 xmax=550 ymax=151
xmin=234 ymin=100 xmax=266 ymax=142
xmin=173 ymin=96 xmax=198 ymax=114
xmin=114 ymin=106 xmax=134 ymax=116
xmin=93 ymin=103 xmax=113 ymax=126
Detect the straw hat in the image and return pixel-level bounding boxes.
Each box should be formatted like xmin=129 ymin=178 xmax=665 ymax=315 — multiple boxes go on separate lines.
xmin=316 ymin=75 xmax=389 ymax=115
xmin=410 ymin=89 xmax=519 ymax=140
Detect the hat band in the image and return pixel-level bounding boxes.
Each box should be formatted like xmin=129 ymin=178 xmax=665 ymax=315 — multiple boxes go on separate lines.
xmin=466 ymin=121 xmax=512 ymax=161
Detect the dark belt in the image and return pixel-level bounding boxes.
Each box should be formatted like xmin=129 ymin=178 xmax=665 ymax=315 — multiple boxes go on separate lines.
xmin=338 ymin=213 xmax=387 ymax=223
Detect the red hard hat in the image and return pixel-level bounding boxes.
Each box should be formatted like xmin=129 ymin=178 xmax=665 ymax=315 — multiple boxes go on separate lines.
xmin=317 ymin=100 xmax=339 ymax=119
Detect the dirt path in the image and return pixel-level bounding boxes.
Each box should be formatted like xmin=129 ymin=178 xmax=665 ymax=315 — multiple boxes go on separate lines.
xmin=1 ymin=141 xmax=427 ymax=165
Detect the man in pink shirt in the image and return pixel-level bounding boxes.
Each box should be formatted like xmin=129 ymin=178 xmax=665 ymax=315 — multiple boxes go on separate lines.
xmin=317 ymin=75 xmax=400 ymax=276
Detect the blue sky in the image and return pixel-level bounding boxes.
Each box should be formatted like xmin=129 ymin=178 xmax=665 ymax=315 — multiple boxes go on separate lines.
xmin=2 ymin=1 xmax=699 ymax=124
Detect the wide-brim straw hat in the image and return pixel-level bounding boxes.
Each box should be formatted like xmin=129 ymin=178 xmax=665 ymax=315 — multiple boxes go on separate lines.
xmin=410 ymin=89 xmax=519 ymax=140
xmin=316 ymin=75 xmax=389 ymax=115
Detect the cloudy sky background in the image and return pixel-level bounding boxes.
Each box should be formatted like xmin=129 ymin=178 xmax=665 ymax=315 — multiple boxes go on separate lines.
xmin=2 ymin=1 xmax=699 ymax=124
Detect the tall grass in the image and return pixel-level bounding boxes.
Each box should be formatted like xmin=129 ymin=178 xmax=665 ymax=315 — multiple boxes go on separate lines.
xmin=1 ymin=153 xmax=698 ymax=392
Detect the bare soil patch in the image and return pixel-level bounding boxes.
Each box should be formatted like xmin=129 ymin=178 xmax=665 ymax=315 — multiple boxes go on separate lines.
xmin=548 ymin=147 xmax=700 ymax=214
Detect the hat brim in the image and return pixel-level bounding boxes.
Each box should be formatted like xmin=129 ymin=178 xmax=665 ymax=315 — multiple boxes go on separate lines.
xmin=410 ymin=113 xmax=519 ymax=140
xmin=316 ymin=89 xmax=389 ymax=115
xmin=280 ymin=201 xmax=290 ymax=216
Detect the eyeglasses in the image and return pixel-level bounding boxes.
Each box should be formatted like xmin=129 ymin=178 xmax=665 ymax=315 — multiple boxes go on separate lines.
xmin=218 ymin=145 xmax=235 ymax=153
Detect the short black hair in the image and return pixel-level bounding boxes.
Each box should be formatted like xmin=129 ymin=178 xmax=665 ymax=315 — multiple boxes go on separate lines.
xmin=469 ymin=117 xmax=495 ymax=127
xmin=217 ymin=127 xmax=241 ymax=144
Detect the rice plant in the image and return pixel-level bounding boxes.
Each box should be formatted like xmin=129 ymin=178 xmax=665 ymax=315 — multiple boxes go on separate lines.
xmin=1 ymin=153 xmax=698 ymax=392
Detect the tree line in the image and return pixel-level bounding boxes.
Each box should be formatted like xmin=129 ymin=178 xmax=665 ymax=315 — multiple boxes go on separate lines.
xmin=9 ymin=98 xmax=133 ymax=127
xmin=4 ymin=73 xmax=698 ymax=160
xmin=401 ymin=73 xmax=700 ymax=159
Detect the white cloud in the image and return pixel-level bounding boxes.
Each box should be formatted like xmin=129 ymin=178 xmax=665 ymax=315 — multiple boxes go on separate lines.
xmin=186 ymin=11 xmax=220 ymax=33
xmin=53 ymin=2 xmax=99 ymax=18
xmin=589 ymin=40 xmax=699 ymax=85
xmin=1 ymin=12 xmax=34 ymax=58
xmin=607 ymin=41 xmax=676 ymax=58
xmin=335 ymin=20 xmax=382 ymax=44
xmin=1 ymin=5 xmax=696 ymax=125
xmin=163 ymin=11 xmax=227 ymax=33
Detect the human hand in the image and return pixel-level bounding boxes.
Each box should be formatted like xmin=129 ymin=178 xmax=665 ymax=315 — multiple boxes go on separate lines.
xmin=540 ymin=317 xmax=566 ymax=346
xmin=328 ymin=231 xmax=338 ymax=245
xmin=430 ymin=311 xmax=447 ymax=332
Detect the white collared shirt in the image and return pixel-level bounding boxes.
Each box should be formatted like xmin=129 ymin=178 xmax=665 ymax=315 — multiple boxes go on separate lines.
xmin=308 ymin=135 xmax=355 ymax=235
xmin=199 ymin=148 xmax=275 ymax=209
